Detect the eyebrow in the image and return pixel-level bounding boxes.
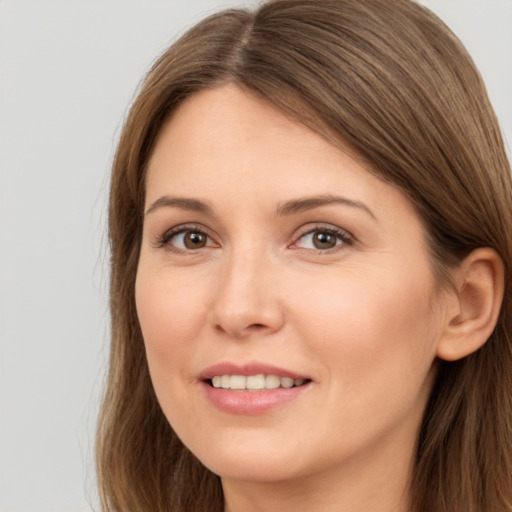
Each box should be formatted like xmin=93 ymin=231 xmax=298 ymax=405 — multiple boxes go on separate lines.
xmin=145 ymin=196 xmax=213 ymax=216
xmin=276 ymin=194 xmax=377 ymax=220
xmin=145 ymin=194 xmax=376 ymax=220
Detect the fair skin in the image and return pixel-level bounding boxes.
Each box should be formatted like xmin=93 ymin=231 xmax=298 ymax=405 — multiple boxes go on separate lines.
xmin=135 ymin=84 xmax=503 ymax=512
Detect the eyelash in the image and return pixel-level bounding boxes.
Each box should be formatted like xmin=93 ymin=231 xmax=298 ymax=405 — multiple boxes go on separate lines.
xmin=154 ymin=223 xmax=213 ymax=251
xmin=154 ymin=223 xmax=354 ymax=253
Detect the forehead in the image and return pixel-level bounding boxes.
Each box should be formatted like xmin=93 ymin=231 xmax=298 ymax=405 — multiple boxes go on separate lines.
xmin=145 ymin=84 xmax=417 ymax=225
xmin=148 ymin=84 xmax=336 ymax=178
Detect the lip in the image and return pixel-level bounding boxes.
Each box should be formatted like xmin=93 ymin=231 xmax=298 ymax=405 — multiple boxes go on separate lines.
xmin=198 ymin=361 xmax=312 ymax=415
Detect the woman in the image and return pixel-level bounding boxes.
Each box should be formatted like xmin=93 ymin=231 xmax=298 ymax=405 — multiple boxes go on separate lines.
xmin=96 ymin=0 xmax=512 ymax=511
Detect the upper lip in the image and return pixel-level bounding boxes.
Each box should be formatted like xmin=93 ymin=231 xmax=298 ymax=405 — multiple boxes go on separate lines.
xmin=198 ymin=361 xmax=310 ymax=381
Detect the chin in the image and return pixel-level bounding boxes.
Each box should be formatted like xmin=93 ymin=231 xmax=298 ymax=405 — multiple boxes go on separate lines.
xmin=205 ymin=455 xmax=306 ymax=484
xmin=177 ymin=428 xmax=294 ymax=480
xmin=182 ymin=426 xmax=329 ymax=485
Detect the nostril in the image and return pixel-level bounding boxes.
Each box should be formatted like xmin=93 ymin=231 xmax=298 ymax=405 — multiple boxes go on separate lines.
xmin=249 ymin=323 xmax=266 ymax=329
xmin=213 ymin=321 xmax=270 ymax=339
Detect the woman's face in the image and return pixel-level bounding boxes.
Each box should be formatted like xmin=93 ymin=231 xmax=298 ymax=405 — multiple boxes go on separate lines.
xmin=136 ymin=84 xmax=447 ymax=487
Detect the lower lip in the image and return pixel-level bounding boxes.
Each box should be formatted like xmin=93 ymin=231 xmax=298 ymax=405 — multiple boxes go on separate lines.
xmin=201 ymin=382 xmax=310 ymax=414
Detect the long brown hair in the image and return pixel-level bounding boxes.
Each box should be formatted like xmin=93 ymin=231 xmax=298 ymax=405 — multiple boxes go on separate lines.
xmin=96 ymin=1 xmax=512 ymax=510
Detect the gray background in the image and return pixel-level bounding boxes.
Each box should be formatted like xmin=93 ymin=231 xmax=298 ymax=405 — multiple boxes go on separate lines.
xmin=0 ymin=1 xmax=510 ymax=511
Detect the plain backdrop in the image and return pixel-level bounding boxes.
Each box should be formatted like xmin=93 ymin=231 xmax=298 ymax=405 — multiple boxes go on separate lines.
xmin=0 ymin=1 xmax=510 ymax=511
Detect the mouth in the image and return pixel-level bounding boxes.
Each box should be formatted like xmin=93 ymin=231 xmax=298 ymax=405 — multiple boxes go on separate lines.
xmin=207 ymin=374 xmax=310 ymax=391
xmin=199 ymin=362 xmax=312 ymax=413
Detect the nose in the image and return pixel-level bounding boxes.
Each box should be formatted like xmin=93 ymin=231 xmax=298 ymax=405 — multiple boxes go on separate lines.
xmin=209 ymin=248 xmax=285 ymax=339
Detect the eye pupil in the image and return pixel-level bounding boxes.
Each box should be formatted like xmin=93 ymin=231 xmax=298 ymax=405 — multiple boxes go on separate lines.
xmin=184 ymin=232 xmax=206 ymax=249
xmin=313 ymin=231 xmax=336 ymax=249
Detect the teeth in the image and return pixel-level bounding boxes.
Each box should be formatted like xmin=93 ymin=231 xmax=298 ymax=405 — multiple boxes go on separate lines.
xmin=280 ymin=377 xmax=294 ymax=388
xmin=246 ymin=374 xmax=266 ymax=390
xmin=209 ymin=374 xmax=307 ymax=390
xmin=265 ymin=375 xmax=280 ymax=389
xmin=230 ymin=375 xmax=246 ymax=390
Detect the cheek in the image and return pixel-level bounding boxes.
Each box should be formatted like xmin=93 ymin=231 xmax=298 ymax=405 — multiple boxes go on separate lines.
xmin=287 ymin=269 xmax=441 ymax=463
xmin=134 ymin=266 xmax=216 ymax=442
xmin=292 ymin=265 xmax=440 ymax=390
xmin=135 ymin=268 xmax=208 ymax=377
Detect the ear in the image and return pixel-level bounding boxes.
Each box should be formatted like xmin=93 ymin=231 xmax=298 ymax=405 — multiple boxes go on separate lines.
xmin=436 ymin=248 xmax=505 ymax=361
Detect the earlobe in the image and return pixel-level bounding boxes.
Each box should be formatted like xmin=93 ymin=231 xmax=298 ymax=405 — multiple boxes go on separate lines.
xmin=436 ymin=248 xmax=505 ymax=362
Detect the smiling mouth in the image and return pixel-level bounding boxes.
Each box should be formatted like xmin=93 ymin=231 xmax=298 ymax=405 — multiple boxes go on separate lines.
xmin=207 ymin=374 xmax=310 ymax=391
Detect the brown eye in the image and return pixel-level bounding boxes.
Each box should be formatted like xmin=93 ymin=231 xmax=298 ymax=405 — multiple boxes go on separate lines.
xmin=162 ymin=228 xmax=213 ymax=251
xmin=312 ymin=231 xmax=337 ymax=249
xmin=294 ymin=227 xmax=352 ymax=251
xmin=183 ymin=231 xmax=207 ymax=249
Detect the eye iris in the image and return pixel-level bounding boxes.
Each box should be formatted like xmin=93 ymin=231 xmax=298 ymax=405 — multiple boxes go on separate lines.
xmin=313 ymin=231 xmax=336 ymax=249
xmin=184 ymin=231 xmax=206 ymax=249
